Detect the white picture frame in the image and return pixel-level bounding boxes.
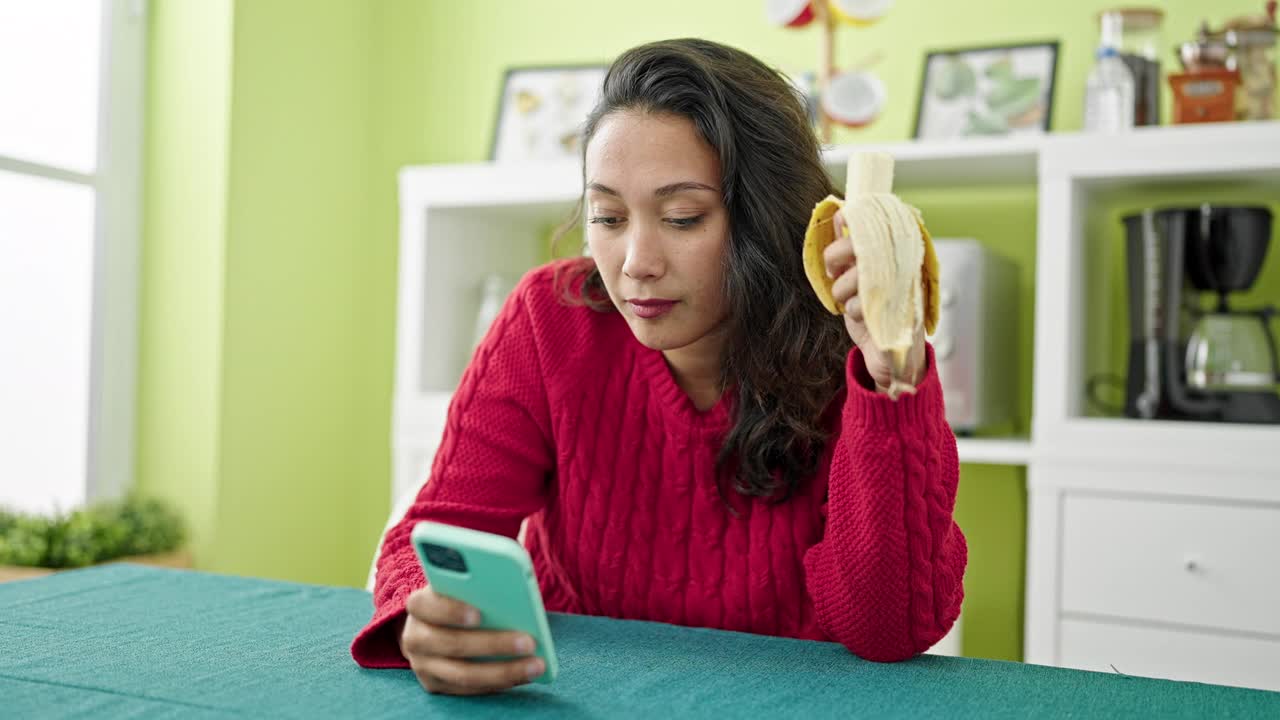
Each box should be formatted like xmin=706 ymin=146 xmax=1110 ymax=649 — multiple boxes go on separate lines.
xmin=914 ymin=42 xmax=1059 ymax=140
xmin=490 ymin=64 xmax=608 ymax=163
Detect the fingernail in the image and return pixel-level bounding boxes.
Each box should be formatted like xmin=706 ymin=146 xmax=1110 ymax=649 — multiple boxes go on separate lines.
xmin=514 ymin=635 xmax=534 ymax=654
xmin=463 ymin=608 xmax=481 ymax=627
xmin=526 ymin=658 xmax=545 ymax=680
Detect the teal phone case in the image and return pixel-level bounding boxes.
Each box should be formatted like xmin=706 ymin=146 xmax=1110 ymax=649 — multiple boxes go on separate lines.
xmin=410 ymin=521 xmax=559 ymax=684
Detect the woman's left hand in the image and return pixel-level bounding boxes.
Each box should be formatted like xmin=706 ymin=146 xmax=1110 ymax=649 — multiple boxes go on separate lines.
xmin=825 ymin=211 xmax=927 ymax=394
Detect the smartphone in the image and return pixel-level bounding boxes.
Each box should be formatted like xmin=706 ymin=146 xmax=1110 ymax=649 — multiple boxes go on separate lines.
xmin=410 ymin=521 xmax=558 ymax=684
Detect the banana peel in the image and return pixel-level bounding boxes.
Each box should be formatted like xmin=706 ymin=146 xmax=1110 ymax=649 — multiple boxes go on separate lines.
xmin=802 ymin=197 xmax=848 ymax=316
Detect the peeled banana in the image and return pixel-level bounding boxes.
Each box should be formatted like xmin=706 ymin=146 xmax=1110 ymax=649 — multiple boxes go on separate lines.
xmin=802 ymin=151 xmax=940 ymax=399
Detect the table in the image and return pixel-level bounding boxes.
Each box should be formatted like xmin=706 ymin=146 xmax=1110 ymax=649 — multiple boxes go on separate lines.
xmin=2 ymin=565 xmax=1277 ymax=718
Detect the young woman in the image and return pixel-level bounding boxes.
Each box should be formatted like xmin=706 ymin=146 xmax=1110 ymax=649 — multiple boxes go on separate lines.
xmin=352 ymin=38 xmax=965 ymax=696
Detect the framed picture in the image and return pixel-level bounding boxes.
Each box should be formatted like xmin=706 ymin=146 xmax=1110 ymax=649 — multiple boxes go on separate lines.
xmin=913 ymin=42 xmax=1059 ymax=140
xmin=490 ymin=64 xmax=608 ymax=163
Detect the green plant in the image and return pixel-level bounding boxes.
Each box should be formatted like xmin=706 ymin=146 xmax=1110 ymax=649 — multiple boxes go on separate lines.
xmin=0 ymin=494 xmax=185 ymax=569
xmin=0 ymin=512 xmax=50 ymax=566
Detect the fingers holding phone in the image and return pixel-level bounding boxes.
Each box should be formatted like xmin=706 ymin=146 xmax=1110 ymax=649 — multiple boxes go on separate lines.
xmin=407 ymin=522 xmax=560 ymax=694
xmin=400 ymin=586 xmax=546 ymax=695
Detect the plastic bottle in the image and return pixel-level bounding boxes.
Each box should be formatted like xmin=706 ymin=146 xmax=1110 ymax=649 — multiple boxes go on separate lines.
xmin=1085 ymin=12 xmax=1137 ymax=132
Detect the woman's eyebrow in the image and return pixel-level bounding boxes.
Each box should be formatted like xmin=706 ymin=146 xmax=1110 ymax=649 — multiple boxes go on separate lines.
xmin=653 ymin=181 xmax=719 ymax=197
xmin=586 ymin=182 xmax=620 ymax=196
xmin=585 ymin=181 xmax=720 ymax=198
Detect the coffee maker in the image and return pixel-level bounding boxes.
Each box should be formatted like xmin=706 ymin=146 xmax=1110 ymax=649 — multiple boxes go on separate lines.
xmin=1120 ymin=204 xmax=1280 ymax=423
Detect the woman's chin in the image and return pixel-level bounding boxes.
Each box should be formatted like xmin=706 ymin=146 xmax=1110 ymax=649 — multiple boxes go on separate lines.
xmin=625 ymin=318 xmax=687 ymax=351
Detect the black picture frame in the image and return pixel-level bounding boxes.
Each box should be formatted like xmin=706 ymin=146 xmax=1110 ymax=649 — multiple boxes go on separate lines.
xmin=489 ymin=63 xmax=609 ymax=162
xmin=912 ymin=41 xmax=1060 ymax=141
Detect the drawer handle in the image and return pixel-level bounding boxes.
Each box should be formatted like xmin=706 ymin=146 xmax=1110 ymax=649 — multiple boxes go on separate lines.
xmin=1183 ymin=555 xmax=1202 ymax=573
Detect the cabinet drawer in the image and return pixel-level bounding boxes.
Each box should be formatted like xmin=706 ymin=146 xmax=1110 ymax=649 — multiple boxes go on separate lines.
xmin=1061 ymin=494 xmax=1280 ymax=636
xmin=1060 ymin=618 xmax=1280 ymax=692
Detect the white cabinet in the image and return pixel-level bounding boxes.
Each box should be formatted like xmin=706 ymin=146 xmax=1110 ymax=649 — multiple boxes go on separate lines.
xmin=1061 ymin=494 xmax=1280 ymax=637
xmin=1059 ymin=618 xmax=1280 ymax=691
xmin=1025 ymin=462 xmax=1280 ymax=692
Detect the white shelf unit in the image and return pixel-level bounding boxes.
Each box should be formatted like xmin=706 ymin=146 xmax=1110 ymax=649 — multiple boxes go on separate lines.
xmin=954 ymin=437 xmax=1035 ymax=465
xmin=394 ymin=121 xmax=1280 ymax=684
xmin=821 ymin=134 xmax=1040 ymax=188
xmin=1023 ymin=120 xmax=1280 ymax=692
xmin=1032 ymin=120 xmax=1280 ymax=449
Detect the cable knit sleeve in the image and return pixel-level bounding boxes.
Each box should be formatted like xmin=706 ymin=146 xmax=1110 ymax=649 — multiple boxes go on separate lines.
xmin=802 ymin=343 xmax=967 ymax=662
xmin=349 ymin=274 xmax=555 ymax=668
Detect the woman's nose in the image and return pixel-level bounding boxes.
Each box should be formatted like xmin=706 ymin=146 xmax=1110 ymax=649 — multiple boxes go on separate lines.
xmin=622 ymin=228 xmax=665 ymax=281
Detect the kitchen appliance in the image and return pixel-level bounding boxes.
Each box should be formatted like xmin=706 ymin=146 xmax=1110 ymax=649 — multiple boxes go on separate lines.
xmin=1171 ymin=3 xmax=1278 ymax=122
xmin=1119 ymin=205 xmax=1280 ymax=424
xmin=1168 ymin=69 xmax=1241 ymax=123
xmin=931 ymin=239 xmax=1018 ymax=433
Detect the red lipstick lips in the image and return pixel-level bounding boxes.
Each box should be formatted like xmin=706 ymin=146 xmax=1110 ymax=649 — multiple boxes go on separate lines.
xmin=627 ymin=298 xmax=677 ymax=319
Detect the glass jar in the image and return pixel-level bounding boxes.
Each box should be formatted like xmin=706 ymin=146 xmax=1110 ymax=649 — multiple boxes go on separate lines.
xmin=1116 ymin=7 xmax=1164 ymax=59
xmin=1227 ymin=26 xmax=1277 ymax=120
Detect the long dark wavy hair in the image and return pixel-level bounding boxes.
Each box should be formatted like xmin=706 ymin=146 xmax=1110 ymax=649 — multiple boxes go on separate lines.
xmin=555 ymin=38 xmax=851 ymax=500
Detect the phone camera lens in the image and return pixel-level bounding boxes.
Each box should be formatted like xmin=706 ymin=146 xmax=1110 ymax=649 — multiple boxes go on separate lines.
xmin=422 ymin=543 xmax=468 ymax=573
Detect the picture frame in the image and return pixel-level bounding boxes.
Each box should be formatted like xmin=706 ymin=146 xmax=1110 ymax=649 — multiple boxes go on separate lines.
xmin=913 ymin=41 xmax=1059 ymax=141
xmin=490 ymin=64 xmax=609 ymax=163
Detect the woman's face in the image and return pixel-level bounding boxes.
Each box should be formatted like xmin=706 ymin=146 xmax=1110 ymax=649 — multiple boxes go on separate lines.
xmin=584 ymin=111 xmax=730 ymax=353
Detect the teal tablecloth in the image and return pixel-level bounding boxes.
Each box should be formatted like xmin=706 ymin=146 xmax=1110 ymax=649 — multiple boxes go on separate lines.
xmin=1 ymin=565 xmax=1277 ymax=718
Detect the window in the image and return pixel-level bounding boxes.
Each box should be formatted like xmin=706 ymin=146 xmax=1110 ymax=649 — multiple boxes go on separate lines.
xmin=0 ymin=0 xmax=144 ymax=514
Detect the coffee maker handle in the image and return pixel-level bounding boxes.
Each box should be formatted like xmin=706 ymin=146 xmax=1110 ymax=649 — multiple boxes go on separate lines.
xmin=1195 ymin=204 xmax=1223 ymax=303
xmin=1165 ymin=213 xmax=1225 ymax=416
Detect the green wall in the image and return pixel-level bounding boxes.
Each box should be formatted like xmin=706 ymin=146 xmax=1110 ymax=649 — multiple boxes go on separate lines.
xmin=136 ymin=0 xmax=233 ymax=573
xmin=138 ymin=0 xmax=382 ymax=587
xmin=138 ymin=0 xmax=1274 ymax=663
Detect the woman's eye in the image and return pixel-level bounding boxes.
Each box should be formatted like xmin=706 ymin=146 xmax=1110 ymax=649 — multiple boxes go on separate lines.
xmin=666 ymin=215 xmax=704 ymax=229
xmin=589 ymin=216 xmax=624 ymax=227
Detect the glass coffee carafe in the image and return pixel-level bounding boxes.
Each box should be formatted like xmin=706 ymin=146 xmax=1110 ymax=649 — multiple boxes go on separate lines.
xmin=1185 ymin=310 xmax=1280 ymax=392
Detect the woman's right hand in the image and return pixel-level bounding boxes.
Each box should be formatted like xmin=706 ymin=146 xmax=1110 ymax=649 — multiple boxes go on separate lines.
xmin=399 ymin=586 xmax=546 ymax=695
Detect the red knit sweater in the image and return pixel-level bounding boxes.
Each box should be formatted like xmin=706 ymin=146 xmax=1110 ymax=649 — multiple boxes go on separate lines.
xmin=352 ymin=259 xmax=966 ymax=666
